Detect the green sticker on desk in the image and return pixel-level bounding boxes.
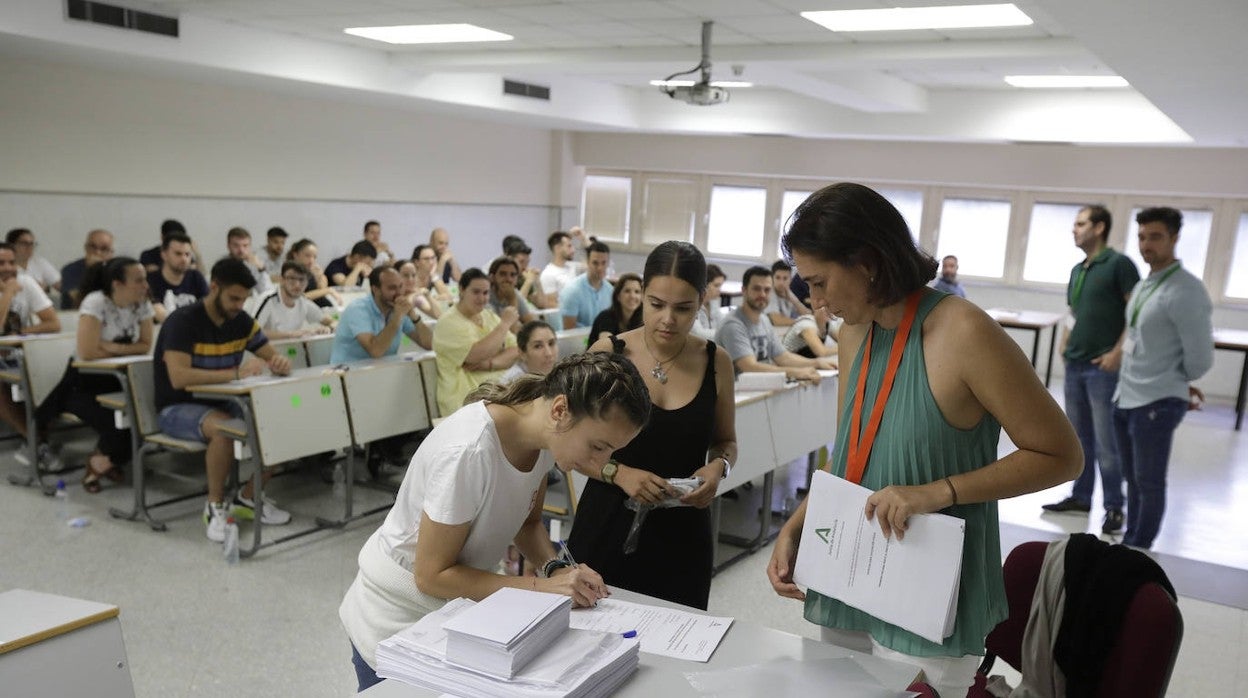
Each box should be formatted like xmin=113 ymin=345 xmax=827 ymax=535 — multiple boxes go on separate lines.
xmin=290 ymin=394 xmax=302 ymax=408
xmin=287 ymin=347 xmax=297 ymax=357
xmin=320 ymin=383 xmax=332 ymax=397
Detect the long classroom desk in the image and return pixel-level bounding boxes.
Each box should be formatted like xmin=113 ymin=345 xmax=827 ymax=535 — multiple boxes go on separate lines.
xmin=1 ymin=332 xmax=77 ymax=493
xmin=985 ymin=308 xmax=1064 ymax=387
xmin=360 ymin=587 xmax=919 ymax=698
xmin=1214 ymin=327 xmax=1248 ymax=431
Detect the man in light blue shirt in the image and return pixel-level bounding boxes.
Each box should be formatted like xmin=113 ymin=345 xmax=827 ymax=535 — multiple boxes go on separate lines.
xmin=1112 ymin=207 xmax=1213 ymax=550
xmin=559 ymin=240 xmax=613 ymax=329
xmin=932 ymin=255 xmax=967 ymax=298
xmin=330 ymin=266 xmax=431 ymax=364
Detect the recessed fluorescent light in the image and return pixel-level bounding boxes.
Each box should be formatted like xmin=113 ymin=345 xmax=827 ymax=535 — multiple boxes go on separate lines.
xmin=343 ymin=23 xmax=512 ymax=45
xmin=649 ymin=80 xmax=753 ymax=88
xmin=801 ymin=4 xmax=1032 ymax=32
xmin=1005 ymin=75 xmax=1130 ymax=88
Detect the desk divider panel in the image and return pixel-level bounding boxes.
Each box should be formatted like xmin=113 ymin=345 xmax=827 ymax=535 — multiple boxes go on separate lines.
xmin=22 ymin=335 xmax=76 ymax=406
xmin=305 ymin=336 xmax=335 ymax=367
xmin=126 ymin=359 xmax=160 ymax=437
xmin=341 ymin=361 xmax=430 ymax=445
xmin=247 ymin=376 xmax=352 ymax=465
xmin=270 ymin=341 xmax=310 ymax=369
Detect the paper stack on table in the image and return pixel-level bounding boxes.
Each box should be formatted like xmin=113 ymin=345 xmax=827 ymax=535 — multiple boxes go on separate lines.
xmin=376 ymin=595 xmax=639 ymax=698
xmin=442 ymin=588 xmax=572 ymax=678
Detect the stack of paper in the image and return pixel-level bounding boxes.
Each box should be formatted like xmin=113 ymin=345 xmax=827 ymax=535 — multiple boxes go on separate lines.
xmin=377 ymin=597 xmax=639 ymax=698
xmin=443 ymin=588 xmax=572 ymax=678
xmin=736 ymin=372 xmax=786 ymax=391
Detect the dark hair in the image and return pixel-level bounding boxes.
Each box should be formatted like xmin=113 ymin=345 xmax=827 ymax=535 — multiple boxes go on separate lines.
xmin=0 ymin=242 xmax=15 ymax=255
xmin=1136 ymin=206 xmax=1183 ymax=236
xmin=465 ymin=352 xmax=651 ymax=430
xmin=742 ymin=265 xmax=771 ymax=288
xmin=610 ymin=272 xmax=644 ymax=332
xmin=280 ymin=261 xmax=309 ymax=278
xmin=771 ymin=260 xmax=791 ymax=274
xmin=411 ymin=244 xmax=432 ymax=261
xmin=459 ymin=267 xmax=489 ymax=291
xmin=267 ymin=226 xmax=288 ymax=239
xmin=782 ymin=182 xmax=937 ymax=306
xmin=586 ymin=240 xmax=611 ymax=258
xmin=505 ymin=238 xmax=532 ymax=256
xmin=547 ymin=231 xmax=570 ymax=251
xmin=287 ymin=238 xmax=316 ymax=260
xmin=162 ymin=231 xmax=193 ymax=250
xmin=363 ymin=220 xmax=380 ymax=233
xmin=81 ymin=256 xmax=141 ymax=299
xmin=368 ymin=264 xmax=396 ymax=288
xmin=642 ymin=240 xmax=707 ymax=295
xmin=1082 ymin=204 xmax=1113 ymax=241
xmin=942 ymin=255 xmax=958 ymax=263
xmin=349 ymin=240 xmax=377 ymax=259
xmin=488 ymin=256 xmax=519 ymax=276
xmin=161 ymin=219 xmax=186 ymax=238
xmin=227 ymin=226 xmax=251 ymax=241
xmin=5 ymin=228 xmax=31 ymax=245
xmin=210 ymin=257 xmax=257 ymax=290
xmin=517 ymin=319 xmax=556 ymax=350
xmin=706 ymin=264 xmax=726 ymax=283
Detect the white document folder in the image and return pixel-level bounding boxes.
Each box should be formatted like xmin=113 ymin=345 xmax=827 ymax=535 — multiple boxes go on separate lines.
xmin=793 ymin=470 xmax=965 ymax=644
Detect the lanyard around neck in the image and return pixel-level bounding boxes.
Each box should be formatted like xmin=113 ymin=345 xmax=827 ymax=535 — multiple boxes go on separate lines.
xmin=1070 ymin=247 xmax=1108 ymax=307
xmin=845 ymin=290 xmax=923 ymax=485
xmin=1129 ymin=263 xmax=1181 ymax=328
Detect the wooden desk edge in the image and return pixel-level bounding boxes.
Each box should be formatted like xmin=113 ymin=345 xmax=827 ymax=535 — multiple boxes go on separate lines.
xmin=0 ymin=606 xmax=119 ymax=655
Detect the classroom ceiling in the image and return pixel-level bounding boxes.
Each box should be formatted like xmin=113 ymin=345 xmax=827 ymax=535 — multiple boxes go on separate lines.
xmin=3 ymin=0 xmax=1246 ymax=146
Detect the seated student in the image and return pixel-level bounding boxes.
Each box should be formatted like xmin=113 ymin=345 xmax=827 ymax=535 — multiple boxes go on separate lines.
xmin=716 ymin=265 xmax=834 ymax=382
xmin=691 ymin=264 xmax=727 ymax=341
xmin=261 ymin=226 xmax=288 ymax=281
xmin=765 ymin=261 xmax=809 ymax=328
xmin=140 ymin=219 xmax=201 ymax=273
xmin=0 ymin=242 xmax=63 ymax=471
xmin=503 ymin=236 xmax=550 ymax=310
xmin=410 ymin=244 xmax=452 ymax=301
xmin=153 ymin=258 xmax=294 ymax=542
xmin=498 ymin=320 xmax=558 ymax=384
xmin=338 ymin=352 xmax=648 ymax=690
xmin=396 ymin=260 xmax=442 ymax=320
xmin=330 ymin=266 xmax=433 ymax=365
xmin=782 ymin=306 xmax=840 ymax=361
xmin=244 ymin=261 xmax=333 ymax=339
xmin=226 ymin=227 xmax=274 ymax=297
xmin=325 ymin=240 xmax=376 ymax=288
xmin=433 ymin=268 xmax=519 ymax=416
xmin=589 ymin=272 xmax=642 ymax=343
xmin=148 ymin=231 xmax=209 ymax=323
xmin=363 ymin=220 xmax=392 ymax=267
xmin=61 ymin=229 xmax=115 ymax=310
xmin=429 ymin=227 xmax=461 ymax=285
xmin=7 ymin=228 xmax=60 ymax=294
xmin=487 ymin=256 xmax=537 ymax=333
xmin=35 ymin=258 xmax=152 ymax=492
xmin=287 ymin=238 xmax=340 ymax=308
xmin=539 ymin=231 xmax=580 ymax=301
xmin=559 ymin=240 xmax=614 ymax=330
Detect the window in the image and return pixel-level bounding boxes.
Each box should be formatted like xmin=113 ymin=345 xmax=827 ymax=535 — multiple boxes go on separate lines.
xmin=777 ymin=189 xmax=814 ymax=256
xmin=707 ymin=184 xmax=767 ymax=257
xmin=877 ymin=188 xmax=923 ymax=244
xmin=640 ymin=178 xmax=697 ymax=246
xmin=1224 ymin=213 xmax=1248 ymax=299
xmin=580 ymin=175 xmax=631 ymax=243
xmin=935 ymin=197 xmax=1011 ymax=278
xmin=1023 ymin=203 xmax=1087 ymax=284
xmin=1124 ymin=207 xmax=1213 ymax=279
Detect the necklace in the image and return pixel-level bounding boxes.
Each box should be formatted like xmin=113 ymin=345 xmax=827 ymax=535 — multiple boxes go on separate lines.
xmin=643 ymin=330 xmax=686 ymax=385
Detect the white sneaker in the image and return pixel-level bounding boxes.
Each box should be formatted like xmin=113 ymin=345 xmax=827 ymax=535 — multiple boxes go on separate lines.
xmin=13 ymin=444 xmax=66 ymax=473
xmin=204 ymin=501 xmax=230 ymax=543
xmin=231 ymin=492 xmax=292 ymax=526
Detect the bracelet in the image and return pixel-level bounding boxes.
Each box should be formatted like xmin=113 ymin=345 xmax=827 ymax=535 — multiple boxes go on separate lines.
xmin=541 ymin=558 xmax=573 ymax=578
xmin=943 ymin=476 xmax=958 ymax=507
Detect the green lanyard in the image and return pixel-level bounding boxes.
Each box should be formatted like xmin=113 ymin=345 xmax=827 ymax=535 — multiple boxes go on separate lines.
xmin=1070 ymin=248 xmax=1108 ymax=307
xmin=1129 ymin=263 xmax=1181 ymax=328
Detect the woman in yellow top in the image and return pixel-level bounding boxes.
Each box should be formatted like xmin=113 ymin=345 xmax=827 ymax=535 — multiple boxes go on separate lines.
xmin=433 ymin=267 xmax=519 ymax=415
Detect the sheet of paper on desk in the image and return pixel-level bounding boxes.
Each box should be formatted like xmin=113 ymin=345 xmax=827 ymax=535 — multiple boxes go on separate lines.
xmin=684 ymin=657 xmax=911 ymax=698
xmin=568 ymin=597 xmax=732 ymax=662
xmin=793 ymin=470 xmax=964 ymax=645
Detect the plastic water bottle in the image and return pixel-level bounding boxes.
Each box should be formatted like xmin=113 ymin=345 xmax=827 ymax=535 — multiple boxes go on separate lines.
xmin=223 ymin=516 xmax=240 ymax=565
xmin=54 ymin=479 xmax=69 ymax=520
xmin=332 ymin=461 xmax=346 ymax=500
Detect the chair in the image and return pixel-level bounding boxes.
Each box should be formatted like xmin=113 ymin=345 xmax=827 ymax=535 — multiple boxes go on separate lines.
xmin=972 ymin=540 xmax=1183 ymax=698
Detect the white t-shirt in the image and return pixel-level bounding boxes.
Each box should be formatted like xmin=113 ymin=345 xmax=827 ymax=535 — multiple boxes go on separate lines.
xmin=765 ymin=293 xmax=800 ymax=320
xmin=79 ymin=290 xmax=154 ymax=344
xmin=21 ymin=257 xmax=61 ymax=289
xmin=2 ymin=274 xmax=53 ymax=334
xmin=539 ymin=261 xmax=579 ymax=296
xmin=245 ymin=289 xmax=324 ymax=333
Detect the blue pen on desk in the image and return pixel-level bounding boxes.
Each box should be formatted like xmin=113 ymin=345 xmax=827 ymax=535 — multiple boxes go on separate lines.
xmin=621 ymin=630 xmax=637 ymax=639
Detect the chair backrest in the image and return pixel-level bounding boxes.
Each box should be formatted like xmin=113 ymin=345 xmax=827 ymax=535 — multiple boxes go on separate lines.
xmin=984 ymin=541 xmax=1048 ymax=671
xmin=126 ymin=358 xmax=160 ymax=437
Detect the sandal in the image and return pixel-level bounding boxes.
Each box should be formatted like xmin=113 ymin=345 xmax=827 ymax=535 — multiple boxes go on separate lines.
xmin=81 ymin=454 xmax=122 ymax=494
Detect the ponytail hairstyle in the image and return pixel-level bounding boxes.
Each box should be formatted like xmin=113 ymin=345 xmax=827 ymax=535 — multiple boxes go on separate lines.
xmin=287 ymin=238 xmax=316 ymax=261
xmin=465 ymin=352 xmax=651 ymax=430
xmin=643 ymin=240 xmax=707 ymax=294
xmin=80 ymin=256 xmax=140 ymax=300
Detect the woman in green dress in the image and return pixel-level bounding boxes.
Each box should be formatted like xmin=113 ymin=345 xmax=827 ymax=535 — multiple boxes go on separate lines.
xmin=767 ymin=183 xmax=1081 ymax=695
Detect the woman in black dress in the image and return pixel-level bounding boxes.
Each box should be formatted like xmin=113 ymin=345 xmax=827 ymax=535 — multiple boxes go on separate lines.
xmin=568 ymin=242 xmax=737 ymax=610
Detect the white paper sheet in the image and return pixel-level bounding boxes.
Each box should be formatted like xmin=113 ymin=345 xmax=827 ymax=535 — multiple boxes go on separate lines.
xmin=568 ymin=597 xmax=732 ymax=662
xmin=793 ymin=470 xmax=965 ymax=644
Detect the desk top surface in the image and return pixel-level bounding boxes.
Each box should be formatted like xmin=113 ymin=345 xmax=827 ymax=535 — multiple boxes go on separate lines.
xmin=1214 ymin=327 xmax=1248 ymax=349
xmin=191 ymin=365 xmax=346 ymax=395
xmin=0 ymin=332 xmax=75 ymax=346
xmin=0 ymin=589 xmax=119 ymax=655
xmin=73 ymin=354 xmax=153 ymax=370
xmin=984 ymin=308 xmax=1064 ymax=328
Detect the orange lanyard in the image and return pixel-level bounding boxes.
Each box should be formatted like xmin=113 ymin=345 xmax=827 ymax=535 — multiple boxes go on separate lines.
xmin=845 ymin=290 xmax=922 ymax=485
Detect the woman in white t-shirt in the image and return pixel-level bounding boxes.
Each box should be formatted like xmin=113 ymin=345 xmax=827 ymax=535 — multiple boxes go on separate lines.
xmin=339 ymin=352 xmax=651 ymax=691
xmin=36 ymin=257 xmax=154 ymax=492
xmin=692 ymin=264 xmax=727 ymax=340
xmin=498 ymin=320 xmax=558 ymax=385
xmin=780 ymin=306 xmax=841 ymax=362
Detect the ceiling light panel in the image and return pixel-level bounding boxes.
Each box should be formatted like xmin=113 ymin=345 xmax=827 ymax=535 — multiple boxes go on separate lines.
xmin=343 ymin=23 xmax=512 ymax=44
xmin=802 ymin=4 xmax=1034 ymax=32
xmin=1005 ymin=75 xmax=1130 ymax=88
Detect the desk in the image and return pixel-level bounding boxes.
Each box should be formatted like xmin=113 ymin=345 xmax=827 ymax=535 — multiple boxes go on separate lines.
xmin=985 ymin=308 xmax=1064 ymax=387
xmin=718 ymin=280 xmax=742 ymax=308
xmin=1214 ymin=328 xmax=1248 ymax=431
xmin=556 ymin=326 xmax=592 ymax=358
xmin=0 ymin=589 xmax=135 ymax=697
xmin=267 ymin=333 xmax=336 ymax=368
xmin=1 ymin=333 xmax=77 ymax=493
xmin=360 ymin=588 xmax=919 ymax=697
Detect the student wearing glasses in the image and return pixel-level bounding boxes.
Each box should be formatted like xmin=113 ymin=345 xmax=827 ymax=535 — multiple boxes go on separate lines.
xmin=244 ymin=261 xmax=334 ymax=339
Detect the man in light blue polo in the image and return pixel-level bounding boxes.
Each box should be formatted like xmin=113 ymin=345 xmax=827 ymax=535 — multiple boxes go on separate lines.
xmin=330 ymin=266 xmax=431 ymax=365
xmin=1113 ymin=206 xmax=1213 ymax=550
xmin=559 ymin=239 xmax=613 ymax=329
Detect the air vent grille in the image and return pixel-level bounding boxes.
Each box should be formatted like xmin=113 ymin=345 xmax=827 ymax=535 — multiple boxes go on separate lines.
xmin=67 ymin=0 xmax=179 ymax=38
xmin=503 ymin=79 xmax=550 ymax=101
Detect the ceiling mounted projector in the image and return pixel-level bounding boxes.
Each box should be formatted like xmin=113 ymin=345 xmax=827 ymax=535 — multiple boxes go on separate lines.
xmin=655 ymin=21 xmax=731 ymax=106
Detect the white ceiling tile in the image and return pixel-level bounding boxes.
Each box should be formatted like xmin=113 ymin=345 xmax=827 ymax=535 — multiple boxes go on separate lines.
xmin=557 ymin=21 xmax=654 ymax=38
xmin=715 ymin=14 xmax=832 ymax=35
xmin=663 ymin=0 xmax=789 ymax=18
xmin=493 ymin=4 xmax=607 ymax=24
xmin=578 ymin=1 xmax=695 ymax=20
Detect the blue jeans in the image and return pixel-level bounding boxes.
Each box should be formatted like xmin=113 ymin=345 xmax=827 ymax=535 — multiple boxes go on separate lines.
xmin=157 ymin=402 xmax=244 ymax=443
xmin=1113 ymin=398 xmax=1187 ymax=548
xmin=351 ymin=643 xmax=382 ymax=692
xmin=1063 ymin=360 xmax=1124 ymax=509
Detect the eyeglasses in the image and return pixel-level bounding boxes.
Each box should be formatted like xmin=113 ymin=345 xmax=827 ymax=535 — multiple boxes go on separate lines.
xmin=87 ymin=244 xmax=113 ymax=253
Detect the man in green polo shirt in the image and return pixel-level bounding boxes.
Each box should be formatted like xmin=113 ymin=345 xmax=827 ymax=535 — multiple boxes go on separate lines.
xmin=1042 ymin=204 xmax=1140 ymax=535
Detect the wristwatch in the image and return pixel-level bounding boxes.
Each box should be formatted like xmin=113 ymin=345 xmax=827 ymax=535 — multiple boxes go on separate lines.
xmin=601 ymin=460 xmax=619 ymax=485
xmin=541 ymin=558 xmax=573 ymax=578
xmin=715 ymin=456 xmax=733 ymax=478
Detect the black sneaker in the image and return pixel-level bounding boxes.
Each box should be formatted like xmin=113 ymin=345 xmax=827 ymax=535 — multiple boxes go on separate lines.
xmin=1102 ymin=508 xmax=1124 ymax=534
xmin=1041 ymin=497 xmax=1091 ymax=513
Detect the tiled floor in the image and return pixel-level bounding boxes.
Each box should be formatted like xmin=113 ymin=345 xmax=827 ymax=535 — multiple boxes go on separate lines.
xmin=1 ymin=394 xmax=1246 ymax=696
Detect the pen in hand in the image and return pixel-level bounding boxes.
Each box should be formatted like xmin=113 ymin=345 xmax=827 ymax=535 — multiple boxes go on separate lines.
xmin=558 ymin=540 xmax=610 ymax=602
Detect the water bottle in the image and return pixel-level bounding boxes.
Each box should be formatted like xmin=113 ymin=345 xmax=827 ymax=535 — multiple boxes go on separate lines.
xmin=332 ymin=461 xmax=346 ymax=500
xmin=223 ymin=516 xmax=240 ymax=565
xmin=54 ymin=479 xmax=69 ymax=520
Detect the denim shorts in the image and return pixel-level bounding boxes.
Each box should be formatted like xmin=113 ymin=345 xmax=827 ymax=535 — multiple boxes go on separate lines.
xmin=158 ymin=402 xmax=243 ymax=442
